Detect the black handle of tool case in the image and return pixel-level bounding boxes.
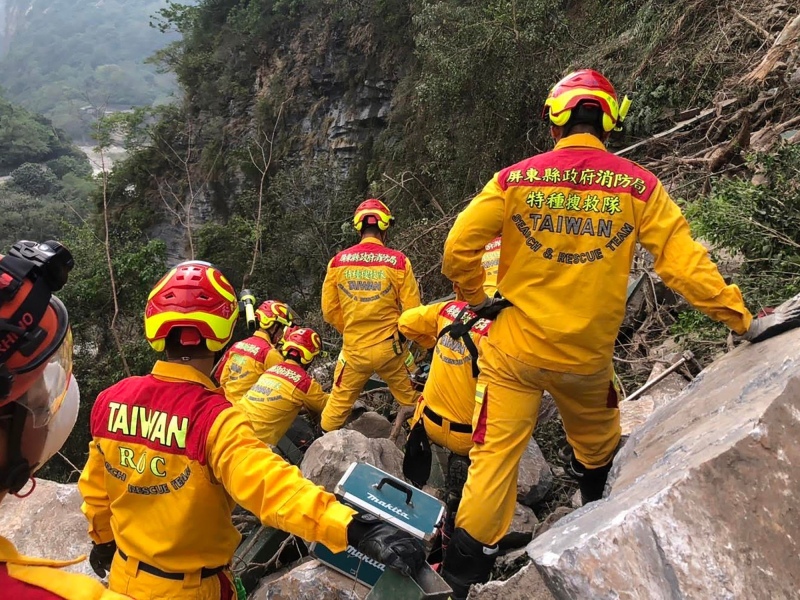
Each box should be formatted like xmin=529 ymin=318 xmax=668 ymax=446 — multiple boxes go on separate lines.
xmin=376 ymin=477 xmax=414 ymax=506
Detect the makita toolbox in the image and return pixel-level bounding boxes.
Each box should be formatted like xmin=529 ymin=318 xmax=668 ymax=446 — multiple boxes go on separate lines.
xmin=311 ymin=461 xmax=446 ymax=588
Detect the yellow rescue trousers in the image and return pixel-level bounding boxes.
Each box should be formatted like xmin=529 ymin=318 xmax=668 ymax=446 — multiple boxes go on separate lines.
xmin=412 ymin=396 xmax=473 ymax=457
xmin=456 ymin=335 xmax=620 ymax=546
xmin=108 ymin=552 xmax=234 ymax=600
xmin=321 ymin=337 xmax=419 ymax=431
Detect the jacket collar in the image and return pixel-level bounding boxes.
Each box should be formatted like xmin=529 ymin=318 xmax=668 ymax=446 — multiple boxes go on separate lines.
xmin=361 ymin=235 xmax=384 ymax=246
xmin=554 ymin=132 xmax=607 ymax=152
xmin=151 ymin=361 xmax=218 ymax=391
xmin=254 ymin=330 xmax=273 ymax=344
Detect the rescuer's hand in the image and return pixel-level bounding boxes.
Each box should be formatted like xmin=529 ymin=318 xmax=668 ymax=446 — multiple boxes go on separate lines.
xmin=347 ymin=516 xmax=427 ymax=577
xmin=89 ymin=540 xmax=116 ymax=578
xmin=738 ymin=302 xmax=800 ymax=343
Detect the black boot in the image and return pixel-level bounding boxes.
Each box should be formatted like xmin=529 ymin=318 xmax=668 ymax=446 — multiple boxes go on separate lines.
xmin=441 ymin=453 xmax=470 ymax=561
xmin=440 ymin=528 xmax=498 ymax=600
xmin=570 ymin=456 xmax=613 ymax=503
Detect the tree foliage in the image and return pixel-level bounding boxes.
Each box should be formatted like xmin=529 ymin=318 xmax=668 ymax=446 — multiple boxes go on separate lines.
xmin=0 ymin=0 xmax=180 ymax=140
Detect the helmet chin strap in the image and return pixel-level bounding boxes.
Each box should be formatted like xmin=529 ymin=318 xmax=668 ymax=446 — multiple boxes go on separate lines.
xmin=0 ymin=403 xmax=34 ymax=495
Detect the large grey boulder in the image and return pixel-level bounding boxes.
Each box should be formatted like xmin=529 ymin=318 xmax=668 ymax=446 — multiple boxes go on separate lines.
xmin=468 ymin=562 xmax=554 ymax=600
xmin=499 ymin=504 xmax=538 ymax=550
xmin=301 ymin=429 xmax=405 ymax=492
xmin=345 ymin=411 xmax=392 ymax=439
xmin=252 ymin=559 xmax=368 ymax=599
xmin=0 ymin=480 xmax=95 ymax=577
xmin=517 ymin=439 xmax=553 ymax=507
xmin=528 ymin=326 xmax=800 ymax=599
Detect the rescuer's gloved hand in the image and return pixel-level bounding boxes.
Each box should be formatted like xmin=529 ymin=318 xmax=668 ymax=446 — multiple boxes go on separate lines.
xmin=468 ymin=296 xmax=508 ymax=320
xmin=89 ymin=540 xmax=117 ymax=578
xmin=738 ymin=303 xmax=800 ymax=343
xmin=347 ymin=516 xmax=427 ymax=577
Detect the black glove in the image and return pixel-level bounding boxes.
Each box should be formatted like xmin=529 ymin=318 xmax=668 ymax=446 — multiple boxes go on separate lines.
xmin=347 ymin=516 xmax=426 ymax=577
xmin=468 ymin=296 xmax=510 ymax=320
xmin=89 ymin=540 xmax=116 ymax=578
xmin=738 ymin=302 xmax=800 ymax=343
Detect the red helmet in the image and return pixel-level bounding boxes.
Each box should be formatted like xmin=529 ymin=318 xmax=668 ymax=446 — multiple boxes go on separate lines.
xmin=145 ymin=261 xmax=238 ymax=352
xmin=353 ymin=199 xmax=394 ymax=232
xmin=281 ymin=327 xmax=322 ymax=365
xmin=255 ymin=300 xmax=294 ymax=330
xmin=542 ymin=69 xmax=631 ymax=133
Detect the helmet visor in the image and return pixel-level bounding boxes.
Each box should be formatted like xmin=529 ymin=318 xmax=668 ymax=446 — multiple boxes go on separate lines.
xmin=14 ymin=326 xmax=73 ymax=428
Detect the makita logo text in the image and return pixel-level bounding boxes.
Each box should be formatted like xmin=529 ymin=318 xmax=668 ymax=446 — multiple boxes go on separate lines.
xmin=367 ymin=492 xmax=410 ymax=519
xmin=346 ymin=546 xmax=386 ymax=570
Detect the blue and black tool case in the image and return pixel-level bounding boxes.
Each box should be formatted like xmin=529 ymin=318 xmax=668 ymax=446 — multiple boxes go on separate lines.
xmin=311 ymin=461 xmax=446 ymax=588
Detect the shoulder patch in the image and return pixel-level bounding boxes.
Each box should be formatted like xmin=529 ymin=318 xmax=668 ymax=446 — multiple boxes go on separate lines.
xmin=266 ymin=362 xmax=312 ymax=394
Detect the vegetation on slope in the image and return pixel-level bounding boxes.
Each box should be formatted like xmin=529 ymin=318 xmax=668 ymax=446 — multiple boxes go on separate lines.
xmin=0 ymin=0 xmax=179 ymax=139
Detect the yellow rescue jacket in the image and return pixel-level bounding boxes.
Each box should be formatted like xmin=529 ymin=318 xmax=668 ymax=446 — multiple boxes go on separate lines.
xmin=443 ymin=133 xmax=752 ymax=374
xmin=481 ymin=237 xmax=502 ymax=298
xmin=398 ymin=301 xmax=491 ymax=426
xmin=322 ymin=236 xmax=422 ymax=347
xmin=0 ymin=535 xmax=128 ymax=599
xmin=214 ymin=331 xmax=283 ymax=403
xmin=78 ymin=361 xmax=354 ymax=576
xmin=238 ymin=360 xmax=328 ymax=446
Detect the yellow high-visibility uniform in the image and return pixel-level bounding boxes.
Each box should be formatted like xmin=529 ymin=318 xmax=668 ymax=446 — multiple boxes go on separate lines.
xmin=481 ymin=237 xmax=502 ymax=298
xmin=321 ymin=236 xmax=421 ymax=431
xmin=238 ymin=360 xmax=328 ymax=446
xmin=442 ymin=133 xmax=752 ymax=546
xmin=78 ymin=361 xmax=354 ymax=599
xmin=0 ymin=536 xmax=128 ymax=599
xmin=398 ymin=301 xmax=492 ymax=456
xmin=214 ymin=330 xmax=283 ymax=403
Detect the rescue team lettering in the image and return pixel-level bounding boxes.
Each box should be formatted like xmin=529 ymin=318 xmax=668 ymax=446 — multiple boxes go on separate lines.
xmin=271 ymin=365 xmax=302 ymax=384
xmin=119 ymin=446 xmax=167 ymax=477
xmin=128 ymin=484 xmax=170 ymax=495
xmin=528 ymin=213 xmax=613 ymax=238
xmin=234 ymin=341 xmax=262 ymax=356
xmin=348 ymin=280 xmax=382 ymax=292
xmin=526 ymin=191 xmax=623 ymax=215
xmin=107 ymin=402 xmax=188 ymax=449
xmin=507 ymin=167 xmax=647 ymax=195
xmin=512 ymin=213 xmax=544 ymax=252
xmin=104 ymin=461 xmax=127 ymax=482
xmin=485 ymin=238 xmax=501 ymax=252
xmin=513 ymin=212 xmax=635 ymax=266
xmin=344 ymin=268 xmax=385 ymax=281
xmin=605 ymin=222 xmax=634 ymax=251
xmin=170 ymin=465 xmax=191 ymax=491
xmin=339 ymin=252 xmax=398 ymax=266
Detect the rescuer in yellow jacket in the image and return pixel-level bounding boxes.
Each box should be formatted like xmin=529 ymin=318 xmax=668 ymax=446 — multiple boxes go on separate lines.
xmin=320 ymin=199 xmax=422 ymax=431
xmin=481 ymin=237 xmax=502 ymax=298
xmin=239 ymin=327 xmax=328 ymax=446
xmin=398 ymin=300 xmax=492 ymax=555
xmin=0 ymin=240 xmax=128 ymax=599
xmin=214 ymin=299 xmax=294 ymax=403
xmin=437 ymin=69 xmax=771 ymax=599
xmin=78 ymin=261 xmax=425 ymax=600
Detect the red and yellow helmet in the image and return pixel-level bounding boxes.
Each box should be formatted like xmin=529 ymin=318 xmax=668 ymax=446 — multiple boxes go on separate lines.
xmin=353 ymin=199 xmax=394 ymax=232
xmin=281 ymin=327 xmax=322 ymax=365
xmin=255 ymin=300 xmax=294 ymax=330
xmin=144 ymin=261 xmax=238 ymax=353
xmin=542 ymin=69 xmax=631 ymax=133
